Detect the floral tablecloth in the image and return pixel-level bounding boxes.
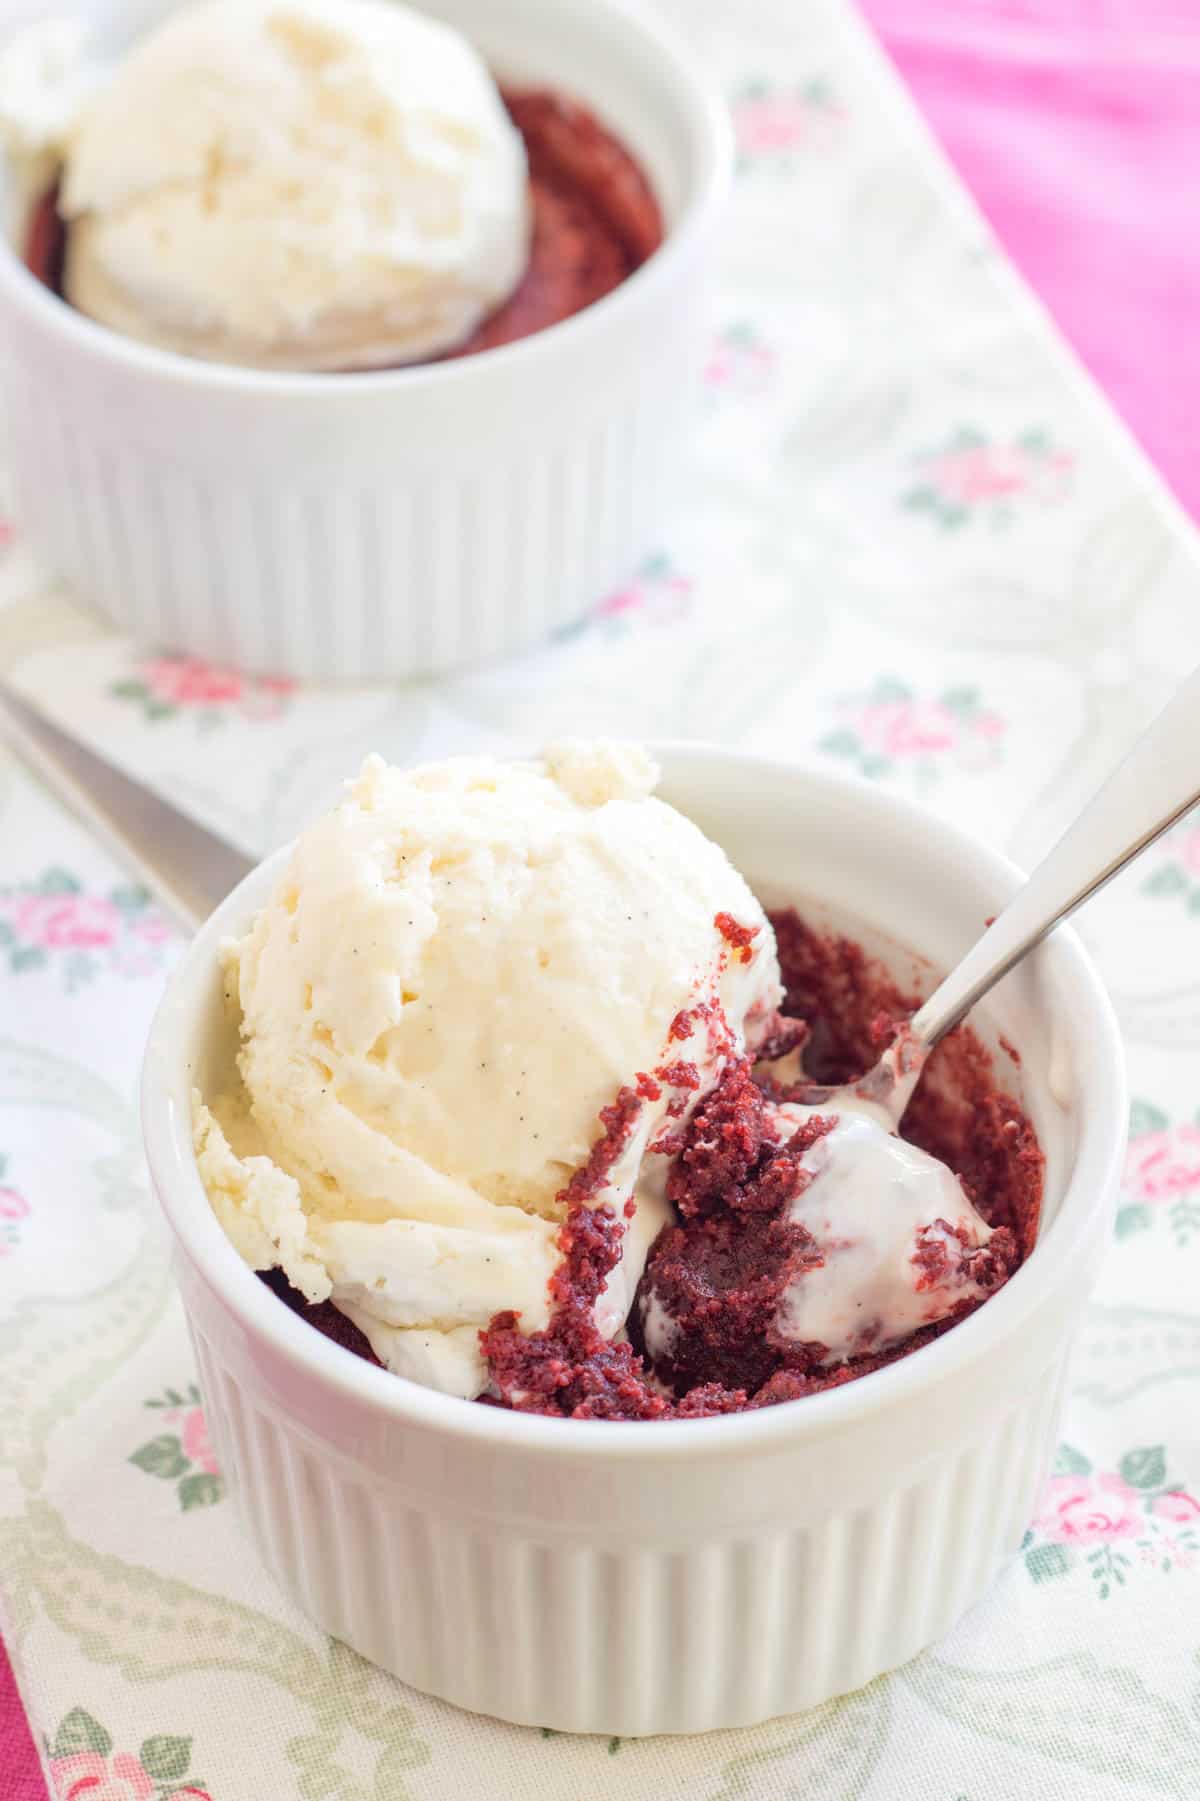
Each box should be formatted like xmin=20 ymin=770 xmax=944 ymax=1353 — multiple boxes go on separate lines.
xmin=4 ymin=1 xmax=1200 ymax=1797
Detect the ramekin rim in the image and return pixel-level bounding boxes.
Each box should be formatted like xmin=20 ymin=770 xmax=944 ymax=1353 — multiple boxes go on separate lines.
xmin=0 ymin=0 xmax=732 ymax=396
xmin=142 ymin=744 xmax=1127 ymax=1461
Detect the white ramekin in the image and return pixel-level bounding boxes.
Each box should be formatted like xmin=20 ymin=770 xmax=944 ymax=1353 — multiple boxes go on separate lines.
xmin=0 ymin=0 xmax=729 ymax=681
xmin=142 ymin=747 xmax=1126 ymax=1736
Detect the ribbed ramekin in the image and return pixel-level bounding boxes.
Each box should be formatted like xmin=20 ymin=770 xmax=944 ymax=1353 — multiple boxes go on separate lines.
xmin=142 ymin=747 xmax=1126 ymax=1736
xmin=0 ymin=0 xmax=729 ymax=680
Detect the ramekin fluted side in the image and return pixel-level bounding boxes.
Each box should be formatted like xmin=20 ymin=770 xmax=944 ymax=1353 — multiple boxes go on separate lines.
xmin=190 ymin=1317 xmax=1067 ymax=1736
xmin=0 ymin=313 xmax=695 ymax=681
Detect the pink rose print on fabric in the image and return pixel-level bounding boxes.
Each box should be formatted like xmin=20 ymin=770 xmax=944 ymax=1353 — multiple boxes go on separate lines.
xmin=14 ymin=891 xmax=120 ymax=950
xmin=705 ymin=322 xmax=777 ymax=399
xmin=1154 ymin=1490 xmax=1200 ymax=1526
xmin=52 ymin=1752 xmax=155 ymax=1801
xmin=1126 ymin=1123 xmax=1200 ymax=1204
xmin=819 ymin=678 xmax=1006 ymax=788
xmin=1116 ymin=1100 xmax=1200 ymax=1247
xmin=1142 ymin=810 xmax=1200 ymax=914
xmin=111 ymin=652 xmax=295 ymax=726
xmin=48 ymin=1712 xmax=213 ymax=1801
xmin=1022 ymin=1444 xmax=1198 ymax=1597
xmin=0 ymin=870 xmax=173 ymax=990
xmin=591 ymin=553 xmax=694 ymax=638
xmin=0 ymin=1154 xmax=30 ymax=1257
xmin=0 ymin=518 xmax=15 ymax=550
xmin=181 ymin=1405 xmax=218 ymax=1477
xmin=1033 ymin=1473 xmax=1142 ymax=1545
xmin=130 ymin=1385 xmax=224 ymax=1510
xmin=903 ymin=427 xmax=1074 ymax=529
xmin=731 ymin=77 xmax=846 ymax=165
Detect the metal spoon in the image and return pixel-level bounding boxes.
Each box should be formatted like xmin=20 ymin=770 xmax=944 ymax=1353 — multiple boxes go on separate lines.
xmin=803 ymin=664 xmax=1200 ymax=1126
xmin=0 ymin=683 xmax=251 ymax=928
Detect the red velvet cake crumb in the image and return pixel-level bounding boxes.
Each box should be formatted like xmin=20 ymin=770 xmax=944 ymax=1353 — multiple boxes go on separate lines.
xmin=557 ymin=1085 xmax=643 ymax=1217
xmin=714 ymin=911 xmax=760 ymax=964
xmin=668 ymin=1009 xmax=697 ymax=1042
xmin=259 ymin=1269 xmax=383 ymax=1367
xmin=655 ymin=1060 xmax=701 ymax=1091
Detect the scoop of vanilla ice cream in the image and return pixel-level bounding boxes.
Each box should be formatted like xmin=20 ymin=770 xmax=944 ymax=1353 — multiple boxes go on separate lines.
xmin=197 ymin=743 xmax=782 ymax=1397
xmin=55 ymin=0 xmax=530 ymax=369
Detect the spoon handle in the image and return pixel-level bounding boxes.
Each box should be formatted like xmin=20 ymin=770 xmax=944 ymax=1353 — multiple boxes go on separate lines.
xmin=911 ymin=666 xmax=1200 ymax=1049
xmin=0 ymin=683 xmax=252 ymax=932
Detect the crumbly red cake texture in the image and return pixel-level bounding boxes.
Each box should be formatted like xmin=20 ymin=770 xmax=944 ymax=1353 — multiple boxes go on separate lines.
xmin=482 ymin=908 xmax=1042 ymax=1419
xmin=25 ymin=89 xmax=663 ymax=365
xmin=482 ymin=1082 xmax=678 ymax=1419
xmin=256 ymin=907 xmax=1043 ymax=1419
xmin=259 ymin=1267 xmax=382 ymax=1368
xmin=714 ymin=911 xmax=760 ymax=965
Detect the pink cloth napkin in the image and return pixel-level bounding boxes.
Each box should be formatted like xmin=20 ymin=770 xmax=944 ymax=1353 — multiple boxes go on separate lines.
xmin=857 ymin=0 xmax=1200 ymax=520
xmin=1 ymin=1638 xmax=47 ymax=1801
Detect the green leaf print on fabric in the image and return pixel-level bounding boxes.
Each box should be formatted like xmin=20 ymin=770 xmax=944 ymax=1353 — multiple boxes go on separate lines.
xmin=1143 ymin=866 xmax=1187 ymax=898
xmin=1086 ymin=1542 xmax=1132 ymax=1600
xmin=130 ymin=1391 xmax=224 ymax=1511
xmin=1024 ymin=1542 xmax=1070 ymax=1585
xmin=53 ymin=1707 xmax=113 ymax=1758
xmin=1052 ymin=1444 xmax=1092 ymax=1476
xmin=139 ymin=1734 xmax=193 ymax=1783
xmin=1115 ymin=1202 xmax=1151 ymax=1240
xmin=1120 ymin=1446 xmax=1168 ymax=1490
xmin=129 ymin=1436 xmax=190 ymax=1481
xmin=146 ymin=1387 xmax=200 ymax=1412
xmin=35 ymin=868 xmax=82 ymax=896
xmin=178 ymin=1473 xmax=222 ymax=1512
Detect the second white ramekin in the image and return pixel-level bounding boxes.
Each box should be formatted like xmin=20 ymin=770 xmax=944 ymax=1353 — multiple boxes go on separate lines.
xmin=142 ymin=747 xmax=1126 ymax=1736
xmin=0 ymin=0 xmax=730 ymax=680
